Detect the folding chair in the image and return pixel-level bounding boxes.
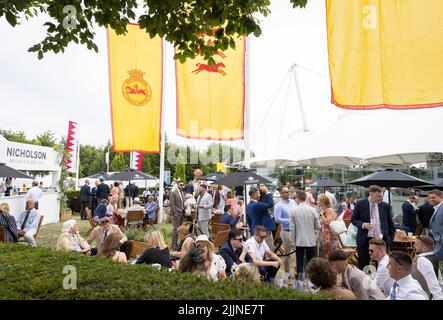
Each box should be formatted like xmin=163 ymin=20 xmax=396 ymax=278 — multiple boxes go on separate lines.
xmin=126 ymin=210 xmax=144 ymax=228
xmin=338 ymin=232 xmax=358 ymax=266
xmin=0 ymin=226 xmax=5 ymax=242
xmin=211 ymin=222 xmax=230 ymax=241
xmin=213 ymin=229 xmax=230 ymax=250
xmin=273 ymin=224 xmax=285 ymax=255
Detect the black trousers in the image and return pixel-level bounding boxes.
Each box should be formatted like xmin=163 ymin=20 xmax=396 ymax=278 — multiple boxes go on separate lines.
xmin=296 ymin=246 xmax=317 ymax=274
xmin=80 ymin=201 xmax=90 ymax=220
xmin=258 ymin=259 xmax=280 ymax=282
xmin=358 ymin=237 xmax=372 ymax=270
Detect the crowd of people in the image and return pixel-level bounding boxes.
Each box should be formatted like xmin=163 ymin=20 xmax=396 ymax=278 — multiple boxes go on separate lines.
xmin=1 ymin=170 xmax=443 ymax=300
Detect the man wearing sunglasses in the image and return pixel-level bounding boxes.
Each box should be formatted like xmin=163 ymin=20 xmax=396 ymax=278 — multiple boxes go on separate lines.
xmin=170 ymin=181 xmax=186 ymax=249
xmin=386 ymin=251 xmax=427 ymax=300
xmin=245 ymin=225 xmax=282 ymax=283
xmin=219 ymin=228 xmax=252 ymax=277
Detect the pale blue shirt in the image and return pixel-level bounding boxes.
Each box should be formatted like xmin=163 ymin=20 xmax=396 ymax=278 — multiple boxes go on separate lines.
xmin=16 ymin=208 xmax=40 ymax=232
xmin=274 ymin=199 xmax=297 ymax=231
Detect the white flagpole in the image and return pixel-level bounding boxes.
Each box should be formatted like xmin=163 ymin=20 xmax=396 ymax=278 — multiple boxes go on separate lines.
xmin=75 ymin=133 xmax=80 ymax=190
xmin=158 ymin=39 xmax=167 ymax=224
xmin=244 ymin=36 xmax=251 ymax=170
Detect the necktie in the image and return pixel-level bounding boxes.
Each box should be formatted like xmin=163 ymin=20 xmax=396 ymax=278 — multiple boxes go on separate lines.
xmin=21 ymin=211 xmax=30 ymax=230
xmin=104 ymin=230 xmax=108 ymax=240
xmin=371 ymin=204 xmax=381 ymax=238
xmin=388 ymin=282 xmax=399 ymax=300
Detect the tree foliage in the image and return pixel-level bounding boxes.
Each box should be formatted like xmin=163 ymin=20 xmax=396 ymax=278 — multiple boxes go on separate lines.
xmin=0 ymin=0 xmax=308 ymax=63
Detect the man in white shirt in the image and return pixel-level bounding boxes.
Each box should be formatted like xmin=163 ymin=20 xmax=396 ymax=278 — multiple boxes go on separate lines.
xmin=369 ymin=238 xmax=394 ymax=296
xmin=413 ymin=235 xmax=443 ymax=300
xmin=246 ymin=225 xmax=282 ymax=283
xmin=16 ymin=199 xmax=41 ymax=247
xmin=25 ymin=181 xmax=43 ymax=210
xmin=386 ymin=251 xmax=428 ymax=300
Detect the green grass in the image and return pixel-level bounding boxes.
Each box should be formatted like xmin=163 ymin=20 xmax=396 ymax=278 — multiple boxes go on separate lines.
xmin=0 ymin=244 xmax=322 ymax=300
xmin=37 ymin=213 xmax=173 ymax=249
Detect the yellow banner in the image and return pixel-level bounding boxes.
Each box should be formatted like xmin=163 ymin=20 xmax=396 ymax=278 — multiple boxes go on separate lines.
xmin=176 ymin=36 xmax=245 ymax=140
xmin=108 ymin=24 xmax=162 ymax=152
xmin=327 ymin=0 xmax=443 ymax=109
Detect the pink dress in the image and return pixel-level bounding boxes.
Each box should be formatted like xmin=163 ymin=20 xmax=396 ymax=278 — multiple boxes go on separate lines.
xmin=321 ymin=208 xmax=339 ymax=259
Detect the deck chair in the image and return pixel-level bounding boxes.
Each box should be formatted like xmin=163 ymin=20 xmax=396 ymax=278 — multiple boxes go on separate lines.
xmin=126 ymin=210 xmax=144 ymax=228
xmin=143 ymin=207 xmax=159 ymax=231
xmin=338 ymin=231 xmax=358 ymax=266
xmin=85 ymin=208 xmax=98 ymax=237
xmin=211 ymin=222 xmax=230 ymax=241
xmin=213 ymin=229 xmax=230 ymax=250
xmin=0 ymin=226 xmax=5 ymax=242
xmin=19 ymin=215 xmax=44 ymax=244
xmin=273 ymin=224 xmax=285 ymax=255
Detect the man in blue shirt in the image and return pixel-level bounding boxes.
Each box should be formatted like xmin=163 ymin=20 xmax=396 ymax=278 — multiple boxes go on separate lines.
xmin=220 ymin=204 xmax=241 ymax=229
xmin=145 ymin=195 xmax=158 ymax=222
xmin=16 ymin=199 xmax=40 ymax=247
xmin=274 ymin=187 xmax=297 ymax=273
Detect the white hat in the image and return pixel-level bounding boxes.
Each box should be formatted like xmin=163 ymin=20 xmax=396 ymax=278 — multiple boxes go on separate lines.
xmin=195 ymin=234 xmax=210 ymax=243
xmin=133 ymin=197 xmax=141 ymax=202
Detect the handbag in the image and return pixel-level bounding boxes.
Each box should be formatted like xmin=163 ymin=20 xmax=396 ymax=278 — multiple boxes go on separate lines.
xmin=329 ymin=219 xmax=347 ymax=235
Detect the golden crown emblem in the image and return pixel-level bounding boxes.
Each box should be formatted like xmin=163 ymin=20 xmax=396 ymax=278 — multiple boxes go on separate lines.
xmin=127 ymin=69 xmax=145 ymax=80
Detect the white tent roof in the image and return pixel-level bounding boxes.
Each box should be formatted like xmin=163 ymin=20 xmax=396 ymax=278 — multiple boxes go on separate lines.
xmin=251 ymin=108 xmax=443 ymax=168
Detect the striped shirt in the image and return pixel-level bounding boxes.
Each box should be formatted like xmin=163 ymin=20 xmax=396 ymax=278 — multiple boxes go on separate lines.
xmin=0 ymin=212 xmax=19 ymax=243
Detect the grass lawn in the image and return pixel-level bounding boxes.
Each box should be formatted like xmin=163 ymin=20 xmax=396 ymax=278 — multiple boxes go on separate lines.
xmin=37 ymin=212 xmax=173 ymax=249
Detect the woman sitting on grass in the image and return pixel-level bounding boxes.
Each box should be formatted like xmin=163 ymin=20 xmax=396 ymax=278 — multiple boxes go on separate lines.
xmin=97 ymin=233 xmax=127 ymax=263
xmin=136 ymin=230 xmax=172 ymax=268
xmin=232 ymin=263 xmax=261 ymax=284
xmin=170 ymin=224 xmax=194 ymax=263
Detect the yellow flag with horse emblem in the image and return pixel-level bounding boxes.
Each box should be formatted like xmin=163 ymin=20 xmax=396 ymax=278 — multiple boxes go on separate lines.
xmin=176 ymin=33 xmax=245 ymax=140
xmin=327 ymin=0 xmax=443 ymax=110
xmin=107 ymin=24 xmax=163 ymax=153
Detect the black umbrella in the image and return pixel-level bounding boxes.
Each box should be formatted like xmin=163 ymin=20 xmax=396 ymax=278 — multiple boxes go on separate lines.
xmin=201 ymin=171 xmax=226 ymax=181
xmin=0 ymin=163 xmax=33 ymax=179
xmin=87 ymin=172 xmax=114 ymax=180
xmin=215 ymin=167 xmax=272 ymax=186
xmin=415 ymin=178 xmax=443 ymax=191
xmin=348 ymin=169 xmax=433 ymax=205
xmin=306 ymin=177 xmax=345 ymax=194
xmin=110 ymin=168 xmax=157 ymax=181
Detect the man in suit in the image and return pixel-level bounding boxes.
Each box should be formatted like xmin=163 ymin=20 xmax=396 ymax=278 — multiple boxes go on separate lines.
xmin=16 ymin=199 xmax=41 ymax=247
xmin=90 ymin=180 xmax=99 ymax=212
xmin=290 ymin=190 xmax=321 ymax=275
xmin=428 ymin=189 xmax=443 ymax=261
xmin=196 ymin=184 xmax=213 ymax=238
xmin=352 ymin=185 xmax=396 ymax=270
xmin=80 ymin=179 xmax=92 ymax=220
xmin=246 ymin=186 xmax=275 ymax=250
xmin=96 ymin=178 xmax=110 ymax=204
xmin=418 ymin=198 xmax=435 ymax=235
xmin=402 ymin=195 xmax=418 ymax=234
xmin=169 ymin=181 xmax=186 ymax=249
xmin=86 ymin=217 xmax=128 ymax=255
xmin=208 ymin=184 xmax=221 ymax=209
xmin=329 ymin=249 xmax=385 ymax=300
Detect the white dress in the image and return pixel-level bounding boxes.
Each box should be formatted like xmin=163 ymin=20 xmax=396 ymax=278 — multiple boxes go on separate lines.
xmin=207 ymin=253 xmax=226 ymax=281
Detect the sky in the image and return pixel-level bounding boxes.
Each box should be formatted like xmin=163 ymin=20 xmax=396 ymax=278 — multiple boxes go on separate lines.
xmin=1 ymin=0 xmax=442 ymax=160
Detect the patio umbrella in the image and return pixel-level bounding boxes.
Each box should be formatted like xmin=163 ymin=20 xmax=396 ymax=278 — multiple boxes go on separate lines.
xmin=0 ymin=163 xmax=33 ymax=179
xmin=87 ymin=172 xmax=114 ymax=180
xmin=215 ymin=167 xmax=272 ymax=186
xmin=110 ymin=168 xmax=157 ymax=181
xmin=348 ymin=169 xmax=433 ymax=205
xmin=414 ymin=178 xmax=443 ymax=191
xmin=201 ymin=171 xmax=226 ymax=181
xmin=306 ymin=177 xmax=345 ymax=194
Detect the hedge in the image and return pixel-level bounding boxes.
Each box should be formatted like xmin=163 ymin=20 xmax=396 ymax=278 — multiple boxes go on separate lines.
xmin=0 ymin=244 xmax=323 ymax=300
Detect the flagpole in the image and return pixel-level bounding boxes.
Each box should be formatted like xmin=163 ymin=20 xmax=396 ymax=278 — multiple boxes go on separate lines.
xmin=293 ymin=64 xmax=309 ymax=132
xmin=244 ymin=36 xmax=251 ymax=238
xmin=75 ymin=132 xmax=80 ymax=190
xmin=158 ymin=39 xmax=167 ymax=224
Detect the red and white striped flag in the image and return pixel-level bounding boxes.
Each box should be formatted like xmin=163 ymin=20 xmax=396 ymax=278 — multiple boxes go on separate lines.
xmin=65 ymin=121 xmax=79 ymax=173
xmin=130 ymin=151 xmax=143 ymax=171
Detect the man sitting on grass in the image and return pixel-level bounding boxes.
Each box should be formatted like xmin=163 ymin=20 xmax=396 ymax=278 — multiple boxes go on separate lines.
xmin=56 ymin=219 xmax=91 ymax=255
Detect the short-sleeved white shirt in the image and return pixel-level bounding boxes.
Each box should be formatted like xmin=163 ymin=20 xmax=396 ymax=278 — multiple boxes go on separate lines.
xmin=246 ymin=236 xmax=270 ymax=261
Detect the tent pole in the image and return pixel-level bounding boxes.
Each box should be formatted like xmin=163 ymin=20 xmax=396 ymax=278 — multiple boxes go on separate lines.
xmin=158 ymin=39 xmax=167 ymax=224
xmin=293 ymin=64 xmax=309 ymax=132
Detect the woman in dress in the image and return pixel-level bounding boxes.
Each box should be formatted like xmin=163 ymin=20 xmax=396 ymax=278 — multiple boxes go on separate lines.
xmin=194 ymin=234 xmax=227 ymax=281
xmin=318 ymin=194 xmax=339 ymax=259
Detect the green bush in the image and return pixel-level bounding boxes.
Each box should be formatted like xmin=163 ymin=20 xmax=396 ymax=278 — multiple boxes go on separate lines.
xmin=124 ymin=227 xmax=147 ymax=242
xmin=64 ymin=190 xmax=80 ymax=203
xmin=0 ymin=244 xmax=322 ymax=300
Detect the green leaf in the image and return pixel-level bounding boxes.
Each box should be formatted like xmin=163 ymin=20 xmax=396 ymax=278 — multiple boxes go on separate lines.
xmin=5 ymin=12 xmax=17 ymax=27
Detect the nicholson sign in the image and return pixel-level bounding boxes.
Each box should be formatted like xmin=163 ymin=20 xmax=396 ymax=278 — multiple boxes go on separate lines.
xmin=0 ymin=140 xmax=60 ymax=171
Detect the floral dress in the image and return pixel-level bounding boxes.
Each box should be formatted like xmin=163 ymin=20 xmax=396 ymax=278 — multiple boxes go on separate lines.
xmin=320 ymin=208 xmax=339 ymax=259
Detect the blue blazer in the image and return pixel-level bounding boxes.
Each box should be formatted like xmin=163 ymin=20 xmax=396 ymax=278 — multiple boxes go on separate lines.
xmin=402 ymin=201 xmax=417 ymax=229
xmin=351 ymin=198 xmax=396 ymax=246
xmin=246 ymin=193 xmax=275 ymax=233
